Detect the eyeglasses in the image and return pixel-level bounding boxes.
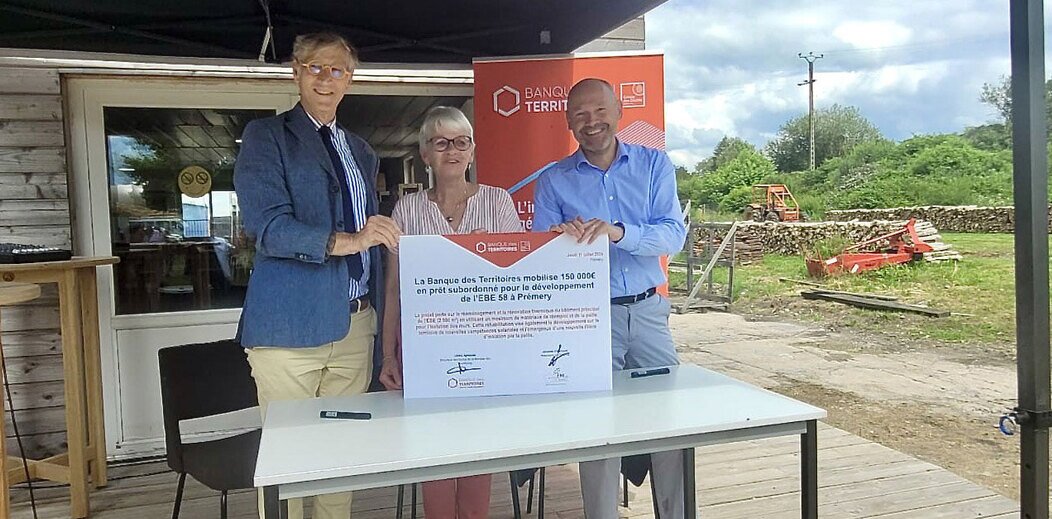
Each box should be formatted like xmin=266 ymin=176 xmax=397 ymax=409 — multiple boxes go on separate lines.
xmin=430 ymin=135 xmax=473 ymax=152
xmin=297 ymin=62 xmax=350 ymax=80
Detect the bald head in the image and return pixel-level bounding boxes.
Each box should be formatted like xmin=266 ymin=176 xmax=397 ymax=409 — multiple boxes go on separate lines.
xmin=566 ymin=78 xmax=622 ymax=166
xmin=567 ymin=78 xmax=616 ymax=106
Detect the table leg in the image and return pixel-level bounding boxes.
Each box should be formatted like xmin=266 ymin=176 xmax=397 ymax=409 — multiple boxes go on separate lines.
xmin=263 ymin=486 xmax=287 ymax=519
xmin=801 ymin=420 xmax=818 ymax=519
xmin=59 ymin=270 xmax=90 ymax=518
xmin=77 ymin=268 xmax=107 ymax=488
xmin=683 ymin=447 xmax=696 ymax=519
xmin=0 ymin=315 xmax=8 ymax=519
xmin=537 ymin=467 xmax=545 ymax=519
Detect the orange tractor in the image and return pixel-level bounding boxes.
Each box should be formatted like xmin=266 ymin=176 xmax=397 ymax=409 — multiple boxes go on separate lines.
xmin=744 ymin=184 xmax=801 ymax=222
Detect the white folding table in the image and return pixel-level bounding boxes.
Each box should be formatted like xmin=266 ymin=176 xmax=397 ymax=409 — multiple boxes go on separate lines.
xmin=255 ymin=364 xmax=826 ymax=518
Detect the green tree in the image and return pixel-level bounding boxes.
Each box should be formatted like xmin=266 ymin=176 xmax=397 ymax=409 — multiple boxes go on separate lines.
xmin=718 ymin=185 xmax=754 ymax=214
xmin=979 ymin=75 xmax=1052 ymax=129
xmin=764 ymin=104 xmax=884 ymax=172
xmin=696 ymin=136 xmax=756 ymax=174
xmin=692 ymin=148 xmax=776 ymax=208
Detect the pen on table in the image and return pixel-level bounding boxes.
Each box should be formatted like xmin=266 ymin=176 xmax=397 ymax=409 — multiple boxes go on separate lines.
xmin=320 ymin=410 xmax=372 ymax=420
xmin=630 ymin=367 xmax=671 ymax=379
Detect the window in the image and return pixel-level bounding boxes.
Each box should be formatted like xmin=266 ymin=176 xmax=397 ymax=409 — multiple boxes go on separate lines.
xmin=105 ymin=107 xmax=273 ymax=314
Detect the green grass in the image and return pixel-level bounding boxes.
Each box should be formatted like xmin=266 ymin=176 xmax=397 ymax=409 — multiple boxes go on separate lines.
xmin=675 ymin=232 xmax=1045 ymax=351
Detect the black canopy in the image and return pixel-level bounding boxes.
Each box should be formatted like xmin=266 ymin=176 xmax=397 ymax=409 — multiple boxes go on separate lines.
xmin=0 ymin=1 xmax=663 ymax=63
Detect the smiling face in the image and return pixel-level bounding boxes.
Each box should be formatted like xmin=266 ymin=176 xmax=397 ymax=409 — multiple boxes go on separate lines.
xmin=422 ymin=123 xmax=475 ymax=182
xmin=293 ymin=43 xmax=353 ymax=124
xmin=566 ymin=80 xmax=622 ymax=158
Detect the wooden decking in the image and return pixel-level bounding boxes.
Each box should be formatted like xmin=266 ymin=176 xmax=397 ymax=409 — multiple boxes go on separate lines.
xmin=11 ymin=423 xmax=1018 ymax=518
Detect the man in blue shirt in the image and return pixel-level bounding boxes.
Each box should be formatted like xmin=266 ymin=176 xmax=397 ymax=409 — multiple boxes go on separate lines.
xmin=533 ymin=78 xmax=688 ymax=519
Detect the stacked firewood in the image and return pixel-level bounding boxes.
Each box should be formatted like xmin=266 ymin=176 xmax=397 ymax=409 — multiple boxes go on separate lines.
xmin=692 ymin=220 xmax=961 ymax=262
xmin=826 ymin=205 xmax=1041 ymax=233
xmin=913 ymin=220 xmax=963 ymax=262
xmin=689 ymin=223 xmax=763 ymax=264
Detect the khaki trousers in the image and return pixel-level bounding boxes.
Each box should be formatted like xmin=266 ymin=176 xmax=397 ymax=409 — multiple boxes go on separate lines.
xmin=249 ymin=307 xmax=376 ymax=519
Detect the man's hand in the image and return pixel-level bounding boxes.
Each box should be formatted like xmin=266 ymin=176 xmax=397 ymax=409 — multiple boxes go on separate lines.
xmin=379 ymin=355 xmax=403 ymax=390
xmin=332 ymin=215 xmax=401 ymax=255
xmin=550 ymin=216 xmax=623 ymax=244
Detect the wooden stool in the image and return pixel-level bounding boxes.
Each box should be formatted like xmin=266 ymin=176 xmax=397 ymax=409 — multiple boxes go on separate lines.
xmin=0 ymin=283 xmax=42 ymax=518
xmin=0 ymin=257 xmax=118 ymax=518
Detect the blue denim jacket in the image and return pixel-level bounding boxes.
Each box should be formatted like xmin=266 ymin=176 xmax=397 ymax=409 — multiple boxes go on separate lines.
xmin=233 ymin=104 xmax=384 ymax=352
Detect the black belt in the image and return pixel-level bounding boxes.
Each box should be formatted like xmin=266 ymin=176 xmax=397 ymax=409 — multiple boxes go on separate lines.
xmin=350 ymin=295 xmax=371 ymax=313
xmin=611 ymin=287 xmax=657 ymax=305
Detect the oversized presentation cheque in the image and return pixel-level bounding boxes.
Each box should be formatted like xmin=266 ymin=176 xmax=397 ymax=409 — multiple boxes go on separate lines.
xmin=399 ymin=232 xmax=613 ymax=398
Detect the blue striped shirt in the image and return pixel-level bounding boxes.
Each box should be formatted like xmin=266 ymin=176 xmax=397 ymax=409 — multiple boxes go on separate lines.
xmin=533 ymin=141 xmax=687 ymax=298
xmin=306 ymin=112 xmax=370 ymax=299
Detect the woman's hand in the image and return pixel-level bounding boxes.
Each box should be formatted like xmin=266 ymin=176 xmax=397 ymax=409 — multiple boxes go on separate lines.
xmin=469 ymin=228 xmax=489 ymax=234
xmin=379 ymin=355 xmax=404 ymax=390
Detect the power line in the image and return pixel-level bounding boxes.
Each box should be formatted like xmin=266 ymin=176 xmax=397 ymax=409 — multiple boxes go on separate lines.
xmin=817 ymin=34 xmax=1003 ymax=56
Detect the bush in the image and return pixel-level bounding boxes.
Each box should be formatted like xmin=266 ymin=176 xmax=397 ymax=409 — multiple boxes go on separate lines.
xmin=692 ymin=149 xmax=777 ymax=208
xmin=719 ymin=185 xmax=754 ymax=214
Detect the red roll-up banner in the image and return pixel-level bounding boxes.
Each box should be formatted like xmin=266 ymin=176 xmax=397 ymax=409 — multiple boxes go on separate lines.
xmin=472 ymin=52 xmax=666 ymax=231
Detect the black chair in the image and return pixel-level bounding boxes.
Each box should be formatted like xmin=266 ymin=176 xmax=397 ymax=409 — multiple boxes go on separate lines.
xmin=512 ymin=459 xmax=661 ymax=519
xmin=510 ymin=468 xmax=545 ymax=519
xmin=158 ymin=339 xmax=262 ymax=519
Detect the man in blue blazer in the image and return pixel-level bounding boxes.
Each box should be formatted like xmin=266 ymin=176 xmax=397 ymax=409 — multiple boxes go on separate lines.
xmin=233 ymin=32 xmax=400 ymax=519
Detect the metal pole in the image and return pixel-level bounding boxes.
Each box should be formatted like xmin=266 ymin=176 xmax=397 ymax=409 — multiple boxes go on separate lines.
xmin=1010 ymin=1 xmax=1050 ymax=518
xmin=798 ymin=52 xmax=824 ymax=170
xmin=807 ymin=60 xmax=815 ymax=171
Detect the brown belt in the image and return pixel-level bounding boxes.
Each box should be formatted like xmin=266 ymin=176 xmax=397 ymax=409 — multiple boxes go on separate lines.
xmin=350 ymin=295 xmax=371 ymax=313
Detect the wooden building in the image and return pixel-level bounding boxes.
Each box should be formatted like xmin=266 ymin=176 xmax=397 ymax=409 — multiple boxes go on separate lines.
xmin=0 ymin=6 xmax=646 ymax=464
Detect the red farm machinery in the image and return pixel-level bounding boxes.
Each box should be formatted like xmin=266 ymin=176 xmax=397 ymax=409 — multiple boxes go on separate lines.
xmin=805 ymin=219 xmax=935 ymax=277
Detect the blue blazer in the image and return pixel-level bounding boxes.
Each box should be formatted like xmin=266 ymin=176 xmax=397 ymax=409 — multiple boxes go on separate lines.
xmin=233 ymin=104 xmax=385 ymax=357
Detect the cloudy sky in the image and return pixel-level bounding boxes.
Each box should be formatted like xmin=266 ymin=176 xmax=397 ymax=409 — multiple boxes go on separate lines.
xmin=646 ymin=0 xmax=1022 ymax=168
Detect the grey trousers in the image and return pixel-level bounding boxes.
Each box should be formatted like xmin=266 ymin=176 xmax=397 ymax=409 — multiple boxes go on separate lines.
xmin=580 ymin=294 xmax=685 ymax=519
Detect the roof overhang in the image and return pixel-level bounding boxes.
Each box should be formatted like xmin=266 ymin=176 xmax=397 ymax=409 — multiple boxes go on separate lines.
xmin=0 ymin=1 xmax=665 ymax=64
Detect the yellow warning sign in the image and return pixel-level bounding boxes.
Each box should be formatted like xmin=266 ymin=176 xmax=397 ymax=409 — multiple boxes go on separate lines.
xmin=177 ymin=165 xmax=212 ymax=198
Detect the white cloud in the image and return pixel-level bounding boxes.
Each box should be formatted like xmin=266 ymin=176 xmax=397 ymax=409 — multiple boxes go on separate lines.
xmin=647 ymin=0 xmax=1015 ymax=168
xmin=832 ymin=21 xmax=912 ymax=50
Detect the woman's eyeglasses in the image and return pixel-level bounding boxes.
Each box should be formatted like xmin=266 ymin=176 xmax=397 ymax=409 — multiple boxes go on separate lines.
xmin=430 ymin=135 xmax=473 ymax=152
xmin=297 ymin=62 xmax=349 ymax=80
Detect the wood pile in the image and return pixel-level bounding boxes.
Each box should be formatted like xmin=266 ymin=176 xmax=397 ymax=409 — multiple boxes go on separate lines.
xmin=689 ymin=223 xmax=762 ymax=264
xmin=913 ymin=220 xmax=963 ymax=263
xmin=692 ymin=220 xmax=962 ymax=263
xmin=825 ymin=205 xmax=1047 ymax=233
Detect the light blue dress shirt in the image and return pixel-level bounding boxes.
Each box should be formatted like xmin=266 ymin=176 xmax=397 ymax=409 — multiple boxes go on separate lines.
xmin=305 ymin=111 xmax=371 ymax=299
xmin=533 ymin=140 xmax=687 ymax=298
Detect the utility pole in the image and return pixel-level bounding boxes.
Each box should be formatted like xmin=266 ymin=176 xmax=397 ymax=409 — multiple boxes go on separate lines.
xmin=798 ymin=52 xmax=824 ymax=170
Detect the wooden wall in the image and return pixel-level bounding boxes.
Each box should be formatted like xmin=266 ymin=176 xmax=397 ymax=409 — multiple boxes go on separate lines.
xmin=0 ymin=66 xmax=71 ymax=459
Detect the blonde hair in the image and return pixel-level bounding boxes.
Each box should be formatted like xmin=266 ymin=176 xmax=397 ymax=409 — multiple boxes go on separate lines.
xmin=291 ymin=32 xmax=359 ymax=69
xmin=418 ymin=106 xmax=474 ymax=151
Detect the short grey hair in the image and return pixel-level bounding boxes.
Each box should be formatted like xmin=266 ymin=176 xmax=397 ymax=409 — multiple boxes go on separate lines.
xmin=292 ymin=32 xmax=358 ymax=69
xmin=418 ymin=106 xmax=474 ymax=151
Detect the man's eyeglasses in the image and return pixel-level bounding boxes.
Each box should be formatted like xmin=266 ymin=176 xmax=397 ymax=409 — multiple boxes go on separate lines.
xmin=297 ymin=62 xmax=349 ymax=80
xmin=430 ymin=135 xmax=473 ymax=152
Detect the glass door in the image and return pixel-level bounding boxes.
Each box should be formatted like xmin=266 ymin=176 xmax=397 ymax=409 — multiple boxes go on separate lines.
xmin=67 ymin=79 xmax=296 ymax=458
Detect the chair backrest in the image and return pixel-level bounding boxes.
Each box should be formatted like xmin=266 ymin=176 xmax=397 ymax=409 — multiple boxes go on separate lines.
xmin=158 ymin=339 xmax=258 ymax=472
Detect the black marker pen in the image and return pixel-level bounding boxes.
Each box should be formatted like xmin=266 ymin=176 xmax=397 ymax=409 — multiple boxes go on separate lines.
xmin=320 ymin=411 xmax=372 ymax=420
xmin=630 ymin=367 xmax=671 ymax=378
